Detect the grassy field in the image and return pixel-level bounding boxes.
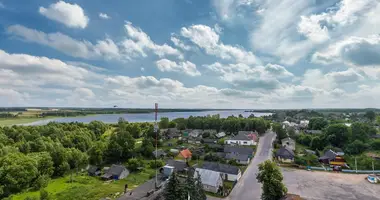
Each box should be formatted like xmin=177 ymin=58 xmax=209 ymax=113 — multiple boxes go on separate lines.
xmin=11 ymin=169 xmax=155 ymax=200
xmin=0 ymin=117 xmax=58 ymax=126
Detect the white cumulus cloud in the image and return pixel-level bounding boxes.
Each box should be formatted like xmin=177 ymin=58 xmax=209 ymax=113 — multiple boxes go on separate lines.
xmin=156 ymin=59 xmax=201 ymax=76
xmin=99 ymin=13 xmax=110 ymax=19
xmin=39 ymin=1 xmax=89 ymax=29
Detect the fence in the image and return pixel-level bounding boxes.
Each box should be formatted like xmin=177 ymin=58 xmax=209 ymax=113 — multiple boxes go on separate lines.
xmin=309 ymin=166 xmax=380 ymax=174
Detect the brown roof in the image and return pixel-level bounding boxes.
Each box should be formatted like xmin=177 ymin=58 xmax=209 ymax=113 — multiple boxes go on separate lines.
xmin=179 ymin=149 xmax=192 ymax=159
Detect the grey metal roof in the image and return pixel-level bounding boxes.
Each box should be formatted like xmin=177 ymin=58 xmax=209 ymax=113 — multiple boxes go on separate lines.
xmin=225 ymin=153 xmax=249 ymax=161
xmin=166 ymin=159 xmax=188 ymax=171
xmin=202 ymin=139 xmax=217 ymax=144
xmin=88 ymin=165 xmax=100 ymax=174
xmin=320 ymin=149 xmax=337 ymax=160
xmin=194 ymin=168 xmax=221 ymax=187
xmin=106 ymin=164 xmax=128 ymax=176
xmin=201 ymin=161 xmax=240 ymax=175
xmin=276 ymin=147 xmax=295 ymax=159
xmin=224 ymin=146 xmax=254 ymax=155
xmin=230 ymin=133 xmax=251 ymax=141
xmin=153 ymin=149 xmax=166 ymax=157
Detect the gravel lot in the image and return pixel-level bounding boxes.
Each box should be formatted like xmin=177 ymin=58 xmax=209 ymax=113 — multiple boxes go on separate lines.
xmin=282 ymin=168 xmax=380 ymax=200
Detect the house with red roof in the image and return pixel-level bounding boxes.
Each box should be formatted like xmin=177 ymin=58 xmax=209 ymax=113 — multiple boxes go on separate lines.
xmin=179 ymin=149 xmax=192 ymax=160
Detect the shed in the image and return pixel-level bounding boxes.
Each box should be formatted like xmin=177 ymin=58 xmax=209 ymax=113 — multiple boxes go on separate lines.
xmin=102 ymin=164 xmax=129 ymax=180
xmin=152 ymin=149 xmax=167 ymax=158
xmin=88 ymin=165 xmax=101 ymax=176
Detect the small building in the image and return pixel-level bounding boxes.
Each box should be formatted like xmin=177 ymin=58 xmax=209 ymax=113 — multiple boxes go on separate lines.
xmin=215 ymin=132 xmax=226 ymax=138
xmin=152 ymin=149 xmax=167 ymax=158
xmin=88 ymin=165 xmax=101 ymax=176
xmin=201 ymin=162 xmax=242 ymax=182
xmin=319 ymin=149 xmax=347 ymax=167
xmin=276 ymin=146 xmax=295 ymax=163
xmin=194 ymin=168 xmax=223 ymax=193
xmin=166 ymin=159 xmax=188 ymax=173
xmin=179 ymin=149 xmax=192 ymax=160
xmin=102 ymin=164 xmax=129 ymax=180
xmin=169 ymin=148 xmax=179 ymax=154
xmin=225 ymin=153 xmax=251 ymax=165
xmin=281 ymin=137 xmax=296 ymax=151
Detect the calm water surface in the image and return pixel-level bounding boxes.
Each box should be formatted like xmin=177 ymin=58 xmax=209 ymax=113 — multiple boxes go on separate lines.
xmin=23 ymin=110 xmax=271 ymax=125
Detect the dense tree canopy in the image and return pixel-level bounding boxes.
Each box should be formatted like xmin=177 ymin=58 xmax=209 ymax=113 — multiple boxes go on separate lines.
xmin=325 ymin=124 xmax=351 ymax=148
xmin=308 ymin=117 xmax=328 ymax=130
xmin=256 ymin=160 xmax=287 ymax=200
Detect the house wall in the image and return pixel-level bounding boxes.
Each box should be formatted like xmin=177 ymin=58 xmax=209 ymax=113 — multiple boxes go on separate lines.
xmin=237 ymin=158 xmax=250 ymax=165
xmin=226 ymin=140 xmax=256 ymax=146
xmin=118 ymin=169 xmax=129 ymax=179
xmin=278 ymin=157 xmax=294 ymax=163
xmin=203 ymin=178 xmax=222 ymax=194
xmin=221 ymin=171 xmax=241 ymax=182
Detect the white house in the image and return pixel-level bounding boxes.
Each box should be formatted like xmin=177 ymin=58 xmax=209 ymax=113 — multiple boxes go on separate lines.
xmin=194 ymin=168 xmax=223 ymax=193
xmin=189 ymin=129 xmax=203 ymax=137
xmin=225 ymin=131 xmax=257 ymax=146
xmin=201 ymin=162 xmax=242 ymax=182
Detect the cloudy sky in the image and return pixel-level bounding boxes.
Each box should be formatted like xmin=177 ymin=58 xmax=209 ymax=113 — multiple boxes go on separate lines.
xmin=1 ymin=0 xmax=380 ymax=109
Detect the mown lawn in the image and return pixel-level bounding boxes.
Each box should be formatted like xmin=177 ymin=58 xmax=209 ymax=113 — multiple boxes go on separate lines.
xmin=11 ymin=169 xmax=155 ymax=200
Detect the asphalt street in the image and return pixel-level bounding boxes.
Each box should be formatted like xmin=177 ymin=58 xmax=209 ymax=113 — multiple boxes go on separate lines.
xmin=207 ymin=131 xmax=276 ymax=200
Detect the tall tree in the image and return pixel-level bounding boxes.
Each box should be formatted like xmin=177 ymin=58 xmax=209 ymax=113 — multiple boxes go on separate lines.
xmin=325 ymin=124 xmax=351 ymax=148
xmin=308 ymin=117 xmax=328 ymax=130
xmin=256 ymin=160 xmax=287 ymax=200
xmin=159 ymin=117 xmax=170 ymax=129
xmin=272 ymin=123 xmax=287 ymax=140
xmin=163 ymin=172 xmax=184 ymax=200
xmin=351 ymin=122 xmax=375 ymax=142
xmin=194 ymin=171 xmax=207 ymax=200
xmin=364 ymin=111 xmax=376 ymax=122
xmin=88 ymin=141 xmax=107 ymax=166
xmin=106 ymin=129 xmax=135 ymax=162
xmin=0 ymin=153 xmax=39 ymax=198
xmin=88 ymin=121 xmax=108 ymax=137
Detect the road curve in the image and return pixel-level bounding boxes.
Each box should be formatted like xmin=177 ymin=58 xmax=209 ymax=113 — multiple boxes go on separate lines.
xmin=208 ymin=131 xmax=276 ymax=200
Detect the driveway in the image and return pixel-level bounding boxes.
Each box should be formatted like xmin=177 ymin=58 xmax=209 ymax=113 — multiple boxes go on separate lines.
xmin=211 ymin=131 xmax=276 ymax=200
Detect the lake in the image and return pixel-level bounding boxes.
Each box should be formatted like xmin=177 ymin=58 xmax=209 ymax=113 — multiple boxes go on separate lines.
xmin=22 ymin=110 xmax=272 ymax=125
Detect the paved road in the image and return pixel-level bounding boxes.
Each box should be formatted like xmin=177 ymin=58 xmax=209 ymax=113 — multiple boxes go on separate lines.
xmin=208 ymin=131 xmax=276 ymax=200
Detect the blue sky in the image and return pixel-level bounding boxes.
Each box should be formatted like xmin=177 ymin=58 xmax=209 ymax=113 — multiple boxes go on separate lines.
xmin=1 ymin=0 xmax=380 ymax=108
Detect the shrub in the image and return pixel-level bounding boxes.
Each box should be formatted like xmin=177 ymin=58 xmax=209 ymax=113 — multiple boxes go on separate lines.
xmin=148 ymin=160 xmax=165 ymax=169
xmin=126 ymin=158 xmax=144 ymax=172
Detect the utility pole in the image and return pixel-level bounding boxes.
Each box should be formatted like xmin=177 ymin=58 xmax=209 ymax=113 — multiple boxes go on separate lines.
xmin=372 ymin=159 xmax=375 ymax=175
xmin=355 ymin=157 xmax=357 ymax=173
xmin=154 ymin=103 xmax=159 ymax=189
